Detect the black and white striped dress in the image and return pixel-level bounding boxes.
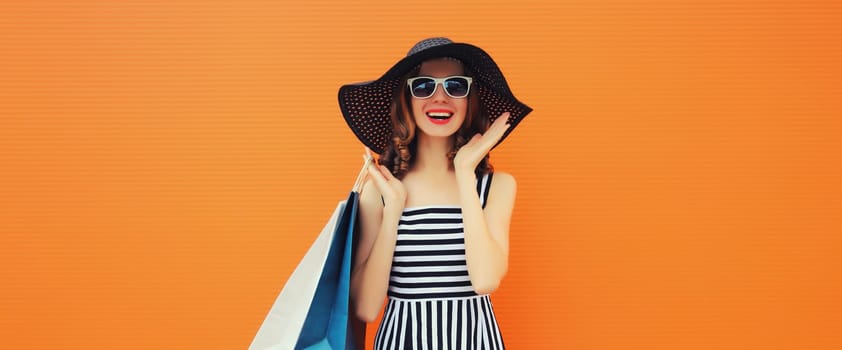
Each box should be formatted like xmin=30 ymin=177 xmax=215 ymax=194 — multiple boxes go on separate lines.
xmin=374 ymin=173 xmax=505 ymax=350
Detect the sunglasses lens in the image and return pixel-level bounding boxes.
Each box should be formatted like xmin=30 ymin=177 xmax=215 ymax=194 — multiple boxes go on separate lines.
xmin=444 ymin=77 xmax=470 ymax=97
xmin=410 ymin=78 xmax=436 ymax=98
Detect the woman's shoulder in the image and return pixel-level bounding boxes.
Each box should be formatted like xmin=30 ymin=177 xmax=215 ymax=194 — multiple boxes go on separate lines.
xmin=487 ymin=171 xmax=516 ymax=194
xmin=483 ymin=171 xmax=517 ymax=213
xmin=488 ymin=171 xmax=516 ymax=185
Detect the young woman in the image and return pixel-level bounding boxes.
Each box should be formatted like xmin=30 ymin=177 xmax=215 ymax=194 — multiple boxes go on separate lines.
xmin=338 ymin=37 xmax=532 ymax=349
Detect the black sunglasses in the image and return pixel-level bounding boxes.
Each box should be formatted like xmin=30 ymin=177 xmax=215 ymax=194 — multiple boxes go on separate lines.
xmin=406 ymin=75 xmax=473 ymax=99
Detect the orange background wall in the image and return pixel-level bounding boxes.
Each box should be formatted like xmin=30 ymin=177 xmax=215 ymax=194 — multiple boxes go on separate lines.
xmin=2 ymin=0 xmax=840 ymax=349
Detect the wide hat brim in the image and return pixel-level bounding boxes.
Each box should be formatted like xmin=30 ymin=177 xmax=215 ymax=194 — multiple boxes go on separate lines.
xmin=338 ymin=41 xmax=533 ymax=154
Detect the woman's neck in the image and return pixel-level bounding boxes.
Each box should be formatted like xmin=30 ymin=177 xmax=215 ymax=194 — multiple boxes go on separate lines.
xmin=412 ymin=134 xmax=453 ymax=174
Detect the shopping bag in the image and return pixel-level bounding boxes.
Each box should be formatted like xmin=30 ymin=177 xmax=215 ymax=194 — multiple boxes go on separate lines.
xmin=249 ymin=201 xmax=345 ymax=350
xmin=295 ymin=191 xmax=359 ymax=349
xmin=250 ymin=153 xmax=372 ymax=350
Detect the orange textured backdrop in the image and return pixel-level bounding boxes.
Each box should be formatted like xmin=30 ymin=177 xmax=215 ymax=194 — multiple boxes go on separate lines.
xmin=1 ymin=0 xmax=840 ymax=349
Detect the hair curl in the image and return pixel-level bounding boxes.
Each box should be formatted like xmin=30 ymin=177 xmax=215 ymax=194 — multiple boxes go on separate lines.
xmin=379 ymin=64 xmax=493 ymax=179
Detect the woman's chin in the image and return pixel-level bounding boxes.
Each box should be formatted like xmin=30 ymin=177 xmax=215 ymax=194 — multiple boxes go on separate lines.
xmin=416 ymin=118 xmax=463 ymax=137
xmin=418 ymin=124 xmax=459 ymax=138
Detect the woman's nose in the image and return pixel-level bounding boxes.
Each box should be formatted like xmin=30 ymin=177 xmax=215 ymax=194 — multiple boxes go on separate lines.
xmin=430 ymin=82 xmax=449 ymax=102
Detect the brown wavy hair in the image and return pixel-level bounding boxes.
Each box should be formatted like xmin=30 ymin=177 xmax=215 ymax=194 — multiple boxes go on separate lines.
xmin=380 ymin=64 xmax=493 ymax=179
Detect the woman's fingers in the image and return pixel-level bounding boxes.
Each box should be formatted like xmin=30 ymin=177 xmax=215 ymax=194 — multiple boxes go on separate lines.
xmin=472 ymin=113 xmax=511 ymax=152
xmin=486 ymin=112 xmax=511 ymax=142
xmin=368 ymin=164 xmax=406 ymax=209
xmin=378 ymin=165 xmax=397 ymax=182
xmin=380 ymin=166 xmax=406 ymax=197
xmin=369 ymin=164 xmax=401 ymax=192
xmin=364 ymin=147 xmax=375 ymax=161
xmin=367 ymin=163 xmax=390 ymax=192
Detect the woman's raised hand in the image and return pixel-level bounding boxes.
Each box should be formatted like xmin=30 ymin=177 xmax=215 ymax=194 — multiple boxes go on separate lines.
xmin=454 ymin=112 xmax=512 ymax=172
xmin=364 ymin=148 xmax=407 ymax=211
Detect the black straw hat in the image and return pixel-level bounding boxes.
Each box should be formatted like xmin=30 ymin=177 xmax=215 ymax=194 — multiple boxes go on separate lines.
xmin=338 ymin=37 xmax=533 ymax=154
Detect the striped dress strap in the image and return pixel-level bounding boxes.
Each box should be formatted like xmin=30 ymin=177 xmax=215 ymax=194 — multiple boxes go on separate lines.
xmin=382 ymin=172 xmax=495 ymax=208
xmin=476 ymin=172 xmax=494 ymax=209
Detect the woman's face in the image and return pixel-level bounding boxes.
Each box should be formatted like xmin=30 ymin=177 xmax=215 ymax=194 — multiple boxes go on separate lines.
xmin=410 ymin=58 xmax=468 ymax=140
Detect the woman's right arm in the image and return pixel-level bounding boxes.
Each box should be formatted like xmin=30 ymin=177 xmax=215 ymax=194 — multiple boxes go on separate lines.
xmin=350 ymin=165 xmax=406 ymax=322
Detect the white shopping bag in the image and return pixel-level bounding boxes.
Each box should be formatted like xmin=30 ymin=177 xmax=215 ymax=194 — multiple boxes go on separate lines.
xmin=249 ymin=200 xmax=346 ymax=350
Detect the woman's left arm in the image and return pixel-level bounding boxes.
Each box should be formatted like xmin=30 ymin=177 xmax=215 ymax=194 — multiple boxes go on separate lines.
xmin=456 ymin=169 xmax=516 ymax=294
xmin=453 ymin=112 xmax=516 ymax=294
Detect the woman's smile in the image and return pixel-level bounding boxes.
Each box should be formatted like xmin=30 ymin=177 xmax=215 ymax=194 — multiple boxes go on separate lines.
xmin=426 ymin=108 xmax=454 ymax=124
